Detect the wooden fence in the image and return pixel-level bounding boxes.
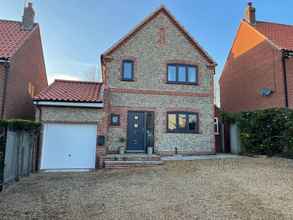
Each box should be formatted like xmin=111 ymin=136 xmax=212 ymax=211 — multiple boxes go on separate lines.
xmin=0 ymin=128 xmax=39 ymax=192
xmin=0 ymin=127 xmax=6 ymax=191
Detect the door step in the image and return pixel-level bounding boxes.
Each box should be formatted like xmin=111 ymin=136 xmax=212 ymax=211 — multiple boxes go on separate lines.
xmin=104 ymin=154 xmax=161 ymax=161
xmin=104 ymin=160 xmax=164 ymax=169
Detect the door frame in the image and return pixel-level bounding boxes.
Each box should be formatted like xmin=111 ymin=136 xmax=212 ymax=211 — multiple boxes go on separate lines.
xmin=126 ymin=111 xmax=155 ymax=153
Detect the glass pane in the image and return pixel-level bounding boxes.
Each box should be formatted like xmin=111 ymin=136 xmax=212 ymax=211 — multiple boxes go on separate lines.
xmin=167 ymin=65 xmax=176 ymax=81
xmin=168 ymin=114 xmax=176 ymax=131
xmin=188 ymin=114 xmax=197 ymax=131
xmin=112 ymin=116 xmax=118 ymax=124
xmin=178 ymin=66 xmax=186 ymax=82
xmin=178 ymin=114 xmax=187 ymax=129
xmin=146 ymin=112 xmax=154 ymax=147
xmin=188 ymin=66 xmax=197 ymax=83
xmin=123 ymin=61 xmax=133 ymax=80
xmin=214 ymin=118 xmax=219 ymax=133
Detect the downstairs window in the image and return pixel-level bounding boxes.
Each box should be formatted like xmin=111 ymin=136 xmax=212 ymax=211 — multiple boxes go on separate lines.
xmin=167 ymin=112 xmax=199 ymax=133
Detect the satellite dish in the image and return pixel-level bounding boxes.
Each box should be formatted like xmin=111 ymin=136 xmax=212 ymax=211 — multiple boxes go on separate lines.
xmin=260 ymin=88 xmax=273 ymax=97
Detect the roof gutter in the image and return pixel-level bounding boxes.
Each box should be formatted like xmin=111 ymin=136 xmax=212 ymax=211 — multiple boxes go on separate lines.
xmin=33 ymin=100 xmax=104 ymax=108
xmin=0 ymin=59 xmax=10 ymax=119
xmin=281 ymin=49 xmax=293 ymax=108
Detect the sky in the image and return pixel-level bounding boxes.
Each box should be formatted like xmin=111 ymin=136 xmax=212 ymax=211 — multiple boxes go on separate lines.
xmin=1 ymin=0 xmax=293 ymax=103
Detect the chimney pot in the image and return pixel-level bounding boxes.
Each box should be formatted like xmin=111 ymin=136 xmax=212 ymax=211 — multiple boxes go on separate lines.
xmin=245 ymin=2 xmax=256 ymax=25
xmin=22 ymin=2 xmax=35 ymax=31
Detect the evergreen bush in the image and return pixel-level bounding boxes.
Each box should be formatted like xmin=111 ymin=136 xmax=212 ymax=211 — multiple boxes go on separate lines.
xmin=0 ymin=119 xmax=41 ymax=132
xmin=221 ymin=108 xmax=293 ymax=157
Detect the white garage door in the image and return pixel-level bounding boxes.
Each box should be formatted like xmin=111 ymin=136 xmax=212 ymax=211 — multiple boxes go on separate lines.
xmin=41 ymin=123 xmax=97 ymax=170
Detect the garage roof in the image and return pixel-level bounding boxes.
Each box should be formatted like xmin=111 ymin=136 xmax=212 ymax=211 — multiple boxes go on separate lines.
xmin=34 ymin=80 xmax=103 ymax=103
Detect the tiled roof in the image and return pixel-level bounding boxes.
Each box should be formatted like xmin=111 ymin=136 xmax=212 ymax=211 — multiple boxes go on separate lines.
xmin=255 ymin=21 xmax=293 ymax=51
xmin=0 ymin=19 xmax=37 ymax=59
xmin=34 ymin=80 xmax=103 ymax=103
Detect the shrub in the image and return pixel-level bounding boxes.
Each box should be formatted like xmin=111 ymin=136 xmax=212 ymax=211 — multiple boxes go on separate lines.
xmin=221 ymin=108 xmax=293 ymax=156
xmin=0 ymin=119 xmax=41 ymax=132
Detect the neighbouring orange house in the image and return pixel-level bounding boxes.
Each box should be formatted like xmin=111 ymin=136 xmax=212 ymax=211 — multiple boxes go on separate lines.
xmin=220 ymin=2 xmax=293 ymax=112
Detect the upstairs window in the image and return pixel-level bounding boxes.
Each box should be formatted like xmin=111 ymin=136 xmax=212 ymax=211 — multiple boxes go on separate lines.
xmin=167 ymin=112 xmax=199 ymax=133
xmin=167 ymin=64 xmax=198 ymax=84
xmin=122 ymin=60 xmax=134 ymax=81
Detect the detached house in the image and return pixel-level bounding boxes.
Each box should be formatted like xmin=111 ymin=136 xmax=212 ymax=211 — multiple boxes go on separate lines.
xmin=0 ymin=2 xmax=47 ymax=119
xmin=34 ymin=6 xmax=216 ymax=169
xmin=220 ymin=3 xmax=293 ymax=112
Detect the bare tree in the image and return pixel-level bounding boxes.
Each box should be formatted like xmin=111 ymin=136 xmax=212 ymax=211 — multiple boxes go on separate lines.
xmin=83 ymin=65 xmax=98 ymax=81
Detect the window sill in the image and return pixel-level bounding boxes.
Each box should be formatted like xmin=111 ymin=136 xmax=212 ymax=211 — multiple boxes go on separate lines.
xmin=166 ymin=81 xmax=198 ymax=85
xmin=167 ymin=131 xmax=199 ymax=134
xmin=121 ymin=79 xmax=135 ymax=82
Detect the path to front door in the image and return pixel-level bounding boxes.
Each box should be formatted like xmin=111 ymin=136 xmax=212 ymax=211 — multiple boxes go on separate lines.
xmin=127 ymin=111 xmax=154 ymax=153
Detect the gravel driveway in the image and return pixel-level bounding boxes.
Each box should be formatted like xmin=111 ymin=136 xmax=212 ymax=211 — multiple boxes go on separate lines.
xmin=1 ymin=157 xmax=293 ymax=220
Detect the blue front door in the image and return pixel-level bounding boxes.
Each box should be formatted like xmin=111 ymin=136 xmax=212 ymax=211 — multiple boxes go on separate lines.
xmin=127 ymin=111 xmax=146 ymax=152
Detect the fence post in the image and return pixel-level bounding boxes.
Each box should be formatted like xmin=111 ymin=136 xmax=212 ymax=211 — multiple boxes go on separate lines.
xmin=0 ymin=127 xmax=7 ymax=192
xmin=26 ymin=132 xmax=33 ymax=176
xmin=15 ymin=130 xmax=21 ymax=181
xmin=31 ymin=132 xmax=39 ymax=172
xmin=34 ymin=129 xmax=41 ymax=172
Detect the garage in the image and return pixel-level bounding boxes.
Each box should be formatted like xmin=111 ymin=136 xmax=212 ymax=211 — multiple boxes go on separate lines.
xmin=33 ymin=80 xmax=105 ymax=170
xmin=41 ymin=123 xmax=97 ymax=170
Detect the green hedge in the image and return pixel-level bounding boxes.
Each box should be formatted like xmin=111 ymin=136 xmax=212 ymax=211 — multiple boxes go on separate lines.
xmin=0 ymin=119 xmax=41 ymax=132
xmin=221 ymin=108 xmax=293 ymax=157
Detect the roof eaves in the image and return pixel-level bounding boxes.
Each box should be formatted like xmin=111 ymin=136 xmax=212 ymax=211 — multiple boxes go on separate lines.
xmin=33 ymin=99 xmax=103 ymax=103
xmin=0 ymin=57 xmax=9 ymax=62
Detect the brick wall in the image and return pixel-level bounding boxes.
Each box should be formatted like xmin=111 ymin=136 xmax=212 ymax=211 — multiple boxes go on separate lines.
xmin=4 ymin=26 xmax=47 ymax=119
xmin=105 ymin=11 xmax=215 ymax=155
xmin=220 ymin=21 xmax=285 ymax=112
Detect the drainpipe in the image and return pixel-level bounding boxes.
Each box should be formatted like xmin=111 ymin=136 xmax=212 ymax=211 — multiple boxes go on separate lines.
xmin=282 ymin=50 xmax=293 ymax=108
xmin=36 ymin=105 xmax=42 ymax=171
xmin=0 ymin=59 xmax=10 ymax=119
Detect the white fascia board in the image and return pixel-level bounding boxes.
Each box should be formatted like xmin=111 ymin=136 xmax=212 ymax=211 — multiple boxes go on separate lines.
xmin=33 ymin=101 xmax=104 ymax=108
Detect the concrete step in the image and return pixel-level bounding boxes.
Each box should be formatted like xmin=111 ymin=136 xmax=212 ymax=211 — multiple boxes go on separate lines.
xmin=104 ymin=160 xmax=164 ymax=169
xmin=104 ymin=154 xmax=161 ymax=161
